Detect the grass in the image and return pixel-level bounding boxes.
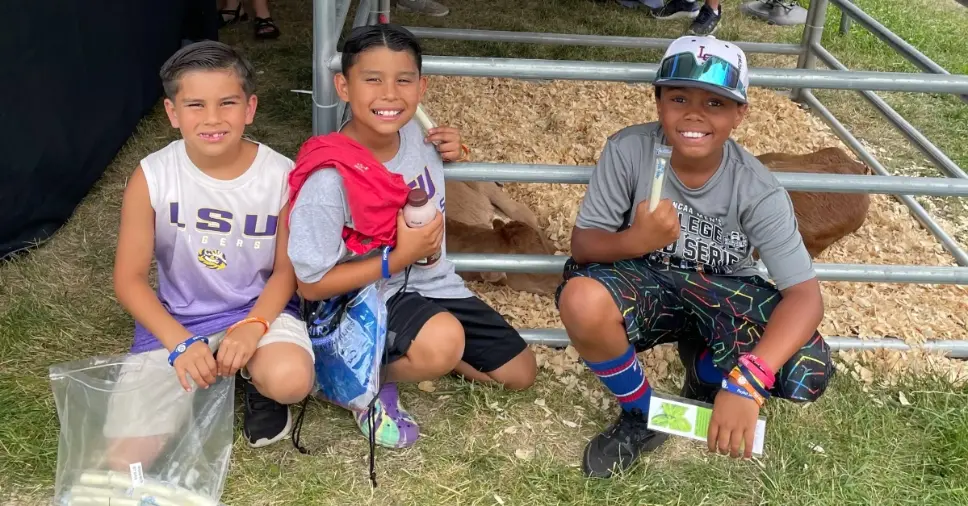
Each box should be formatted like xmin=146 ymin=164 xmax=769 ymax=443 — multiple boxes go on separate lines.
xmin=2 ymin=0 xmax=968 ymax=504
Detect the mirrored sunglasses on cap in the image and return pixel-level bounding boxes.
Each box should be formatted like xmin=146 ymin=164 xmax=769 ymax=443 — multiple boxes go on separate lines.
xmin=656 ymin=51 xmax=746 ymax=101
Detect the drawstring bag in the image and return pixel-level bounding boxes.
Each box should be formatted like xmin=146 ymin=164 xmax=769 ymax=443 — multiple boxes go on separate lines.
xmin=291 ymin=280 xmax=390 ymax=486
xmin=49 ymin=353 xmax=234 ymax=506
xmin=305 ymin=281 xmax=388 ymax=412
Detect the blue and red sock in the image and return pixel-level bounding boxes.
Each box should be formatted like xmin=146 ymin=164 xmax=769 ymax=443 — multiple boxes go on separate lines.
xmin=585 ymin=344 xmax=651 ymax=414
xmin=695 ymin=348 xmax=724 ymax=385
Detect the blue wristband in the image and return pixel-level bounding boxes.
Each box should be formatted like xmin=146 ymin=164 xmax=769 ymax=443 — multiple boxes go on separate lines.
xmin=381 ymin=246 xmax=392 ymax=279
xmin=738 ymin=363 xmax=772 ymax=399
xmin=168 ymin=335 xmax=210 ymax=367
xmin=721 ymin=378 xmax=755 ymax=400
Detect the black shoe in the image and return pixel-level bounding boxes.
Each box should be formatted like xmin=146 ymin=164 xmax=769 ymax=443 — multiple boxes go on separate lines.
xmin=652 ymin=0 xmax=702 ymax=19
xmin=677 ymin=340 xmax=719 ymax=404
xmin=582 ymin=408 xmax=669 ymax=478
xmin=242 ymin=379 xmax=292 ymax=448
xmin=688 ymin=3 xmax=722 ymax=35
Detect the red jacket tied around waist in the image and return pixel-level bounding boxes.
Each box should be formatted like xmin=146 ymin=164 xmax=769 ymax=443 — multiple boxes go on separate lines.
xmin=288 ymin=133 xmax=411 ymax=255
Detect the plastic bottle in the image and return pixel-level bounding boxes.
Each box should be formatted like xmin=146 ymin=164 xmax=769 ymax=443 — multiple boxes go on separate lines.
xmin=414 ymin=104 xmax=438 ymax=139
xmin=403 ymin=188 xmax=441 ymax=267
xmin=649 ymin=144 xmax=673 ymax=211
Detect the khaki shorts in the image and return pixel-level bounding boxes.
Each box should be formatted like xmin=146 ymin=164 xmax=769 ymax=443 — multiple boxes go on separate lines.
xmin=102 ymin=313 xmax=312 ymax=439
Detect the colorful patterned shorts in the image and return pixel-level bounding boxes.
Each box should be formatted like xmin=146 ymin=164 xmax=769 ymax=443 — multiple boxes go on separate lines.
xmin=556 ymin=258 xmax=832 ymax=402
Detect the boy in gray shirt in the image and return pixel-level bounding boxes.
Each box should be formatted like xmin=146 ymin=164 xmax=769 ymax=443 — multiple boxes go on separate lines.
xmin=556 ymin=36 xmax=833 ymax=477
xmin=287 ymin=24 xmax=535 ymax=451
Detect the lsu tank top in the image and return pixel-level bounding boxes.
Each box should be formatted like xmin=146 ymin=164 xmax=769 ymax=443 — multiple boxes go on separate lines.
xmin=131 ymin=139 xmax=299 ymax=353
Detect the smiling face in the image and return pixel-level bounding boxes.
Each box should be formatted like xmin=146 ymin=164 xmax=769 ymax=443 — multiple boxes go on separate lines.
xmin=335 ymin=46 xmax=427 ymax=140
xmin=163 ymin=69 xmax=257 ymax=162
xmin=655 ymin=86 xmax=748 ymax=172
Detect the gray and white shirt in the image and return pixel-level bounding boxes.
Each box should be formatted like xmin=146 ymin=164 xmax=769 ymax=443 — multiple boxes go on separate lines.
xmin=288 ymin=120 xmax=472 ymax=300
xmin=576 ymin=122 xmax=815 ymax=291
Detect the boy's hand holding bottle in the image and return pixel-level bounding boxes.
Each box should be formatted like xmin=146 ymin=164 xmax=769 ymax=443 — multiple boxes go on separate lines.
xmin=621 ymin=198 xmax=680 ymax=257
xmin=394 ymin=208 xmax=444 ymax=267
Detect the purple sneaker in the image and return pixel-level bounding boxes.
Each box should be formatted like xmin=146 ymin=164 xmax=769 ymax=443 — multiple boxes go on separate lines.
xmin=355 ymin=383 xmax=420 ymax=448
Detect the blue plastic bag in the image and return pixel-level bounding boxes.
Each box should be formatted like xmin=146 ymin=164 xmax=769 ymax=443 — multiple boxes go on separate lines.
xmin=304 ymin=282 xmax=388 ymax=413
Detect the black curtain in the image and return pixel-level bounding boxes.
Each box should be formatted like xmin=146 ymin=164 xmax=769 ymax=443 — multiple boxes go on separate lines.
xmin=0 ymin=0 xmax=218 ymax=260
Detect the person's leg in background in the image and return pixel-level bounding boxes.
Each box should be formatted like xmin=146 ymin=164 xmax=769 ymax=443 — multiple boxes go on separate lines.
xmin=218 ymin=0 xmax=247 ymax=26
xmin=653 ymin=0 xmax=722 ymax=35
xmin=396 ymin=0 xmax=450 ymax=17
xmin=250 ymin=0 xmax=281 ymax=39
xmin=652 ymin=0 xmax=702 ymax=20
xmin=688 ymin=0 xmax=722 ymax=35
xmin=217 ymin=0 xmax=280 ymax=39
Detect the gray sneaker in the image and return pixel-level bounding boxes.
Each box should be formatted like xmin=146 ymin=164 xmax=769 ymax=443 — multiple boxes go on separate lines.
xmin=396 ymin=0 xmax=450 ymax=16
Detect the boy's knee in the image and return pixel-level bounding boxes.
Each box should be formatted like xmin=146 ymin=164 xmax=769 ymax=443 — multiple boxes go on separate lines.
xmin=251 ymin=359 xmax=315 ymax=405
xmin=410 ymin=312 xmax=465 ymax=377
xmin=776 ymin=348 xmax=834 ymax=403
xmin=106 ymin=437 xmax=166 ymax=473
xmin=557 ymin=277 xmax=622 ymax=338
xmin=501 ymin=373 xmax=535 ymax=392
xmin=489 ymin=348 xmax=537 ymax=391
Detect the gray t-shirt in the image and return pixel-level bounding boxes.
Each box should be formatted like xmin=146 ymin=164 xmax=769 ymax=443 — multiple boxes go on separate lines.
xmin=576 ymin=122 xmax=815 ymax=291
xmin=288 ymin=120 xmax=473 ymax=300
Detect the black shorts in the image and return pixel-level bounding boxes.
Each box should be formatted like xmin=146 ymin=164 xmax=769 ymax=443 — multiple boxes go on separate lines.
xmin=556 ymin=257 xmax=833 ymax=402
xmin=383 ymin=292 xmax=528 ymax=373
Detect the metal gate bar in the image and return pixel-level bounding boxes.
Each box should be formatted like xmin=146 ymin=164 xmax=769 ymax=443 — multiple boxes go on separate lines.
xmin=403 ymin=26 xmax=803 ymax=55
xmin=810 ymin=43 xmax=967 ymax=179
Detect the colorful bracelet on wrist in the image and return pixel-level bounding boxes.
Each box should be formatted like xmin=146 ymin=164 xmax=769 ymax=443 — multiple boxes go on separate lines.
xmin=225 ymin=316 xmax=270 ymax=337
xmin=728 ymin=367 xmax=767 ymax=407
xmin=738 ymin=363 xmax=772 ymax=399
xmin=721 ymin=378 xmax=756 ymax=401
xmin=381 ymin=246 xmax=392 ymax=279
xmin=739 ymin=353 xmax=775 ymax=389
xmin=168 ymin=335 xmax=210 ymax=367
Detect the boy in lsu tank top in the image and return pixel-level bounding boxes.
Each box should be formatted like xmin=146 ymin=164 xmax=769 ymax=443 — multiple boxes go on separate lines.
xmin=106 ymin=41 xmax=313 ymax=471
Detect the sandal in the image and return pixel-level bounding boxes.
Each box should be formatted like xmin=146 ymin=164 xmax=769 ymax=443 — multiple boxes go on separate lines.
xmin=219 ymin=2 xmax=248 ymax=27
xmin=254 ymin=17 xmax=281 ymax=39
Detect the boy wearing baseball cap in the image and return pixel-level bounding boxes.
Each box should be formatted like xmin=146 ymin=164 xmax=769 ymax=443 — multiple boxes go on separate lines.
xmin=555 ymin=36 xmax=833 ymax=478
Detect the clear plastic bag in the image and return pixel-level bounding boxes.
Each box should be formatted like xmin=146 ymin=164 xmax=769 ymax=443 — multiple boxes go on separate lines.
xmin=49 ymin=352 xmax=234 ymax=506
xmin=305 ymin=281 xmax=389 ymax=413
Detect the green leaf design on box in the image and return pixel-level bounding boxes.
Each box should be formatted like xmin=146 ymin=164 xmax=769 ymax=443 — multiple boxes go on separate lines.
xmin=651 ymin=402 xmax=693 ymax=432
xmin=662 ymin=403 xmax=686 ymax=417
xmin=669 ymin=418 xmax=692 ymax=432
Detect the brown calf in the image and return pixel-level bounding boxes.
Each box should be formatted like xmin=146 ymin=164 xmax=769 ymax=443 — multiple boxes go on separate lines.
xmin=756 ymin=147 xmax=871 ymax=258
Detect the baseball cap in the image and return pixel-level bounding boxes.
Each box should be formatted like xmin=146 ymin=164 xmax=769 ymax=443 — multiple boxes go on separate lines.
xmin=653 ymin=35 xmax=750 ymax=104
